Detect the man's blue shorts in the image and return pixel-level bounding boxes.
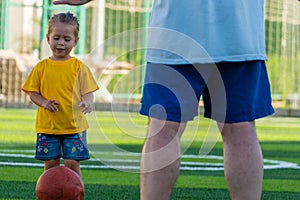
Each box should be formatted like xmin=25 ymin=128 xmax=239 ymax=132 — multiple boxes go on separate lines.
xmin=35 ymin=131 xmax=90 ymax=161
xmin=139 ymin=61 xmax=275 ymax=123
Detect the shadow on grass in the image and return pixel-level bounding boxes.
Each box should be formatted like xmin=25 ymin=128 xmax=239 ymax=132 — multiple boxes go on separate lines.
xmin=0 ymin=181 xmax=36 ymax=199
xmin=260 ymin=141 xmax=300 ymax=158
xmin=1 ymin=181 xmax=299 ymax=200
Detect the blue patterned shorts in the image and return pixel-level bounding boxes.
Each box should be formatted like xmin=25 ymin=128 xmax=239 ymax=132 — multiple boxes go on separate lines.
xmin=35 ymin=131 xmax=90 ymax=161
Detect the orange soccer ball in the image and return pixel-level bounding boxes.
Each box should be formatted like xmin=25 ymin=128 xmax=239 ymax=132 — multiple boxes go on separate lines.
xmin=36 ymin=166 xmax=84 ymax=200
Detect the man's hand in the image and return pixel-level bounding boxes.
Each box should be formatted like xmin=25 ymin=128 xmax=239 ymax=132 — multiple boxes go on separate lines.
xmin=53 ymin=0 xmax=92 ymax=6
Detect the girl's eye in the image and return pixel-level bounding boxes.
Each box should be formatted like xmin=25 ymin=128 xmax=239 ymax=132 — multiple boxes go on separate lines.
xmin=64 ymin=36 xmax=72 ymax=42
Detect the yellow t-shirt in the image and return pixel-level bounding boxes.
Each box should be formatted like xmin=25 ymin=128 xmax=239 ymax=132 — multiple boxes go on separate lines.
xmin=22 ymin=57 xmax=99 ymax=134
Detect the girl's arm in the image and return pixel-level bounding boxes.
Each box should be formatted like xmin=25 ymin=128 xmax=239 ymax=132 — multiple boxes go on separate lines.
xmin=29 ymin=92 xmax=59 ymax=112
xmin=79 ymin=92 xmax=94 ymax=114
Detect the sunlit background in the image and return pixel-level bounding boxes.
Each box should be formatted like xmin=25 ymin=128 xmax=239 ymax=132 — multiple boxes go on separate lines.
xmin=0 ymin=0 xmax=300 ymax=109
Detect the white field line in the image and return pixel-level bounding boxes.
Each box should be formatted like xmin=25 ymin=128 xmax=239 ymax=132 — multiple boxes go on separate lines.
xmin=0 ymin=151 xmax=299 ymax=171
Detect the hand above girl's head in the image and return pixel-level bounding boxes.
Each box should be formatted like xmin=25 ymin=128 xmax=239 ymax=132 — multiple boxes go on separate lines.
xmin=53 ymin=0 xmax=92 ymax=6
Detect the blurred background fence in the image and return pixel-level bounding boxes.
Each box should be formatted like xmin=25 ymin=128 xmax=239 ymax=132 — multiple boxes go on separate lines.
xmin=0 ymin=0 xmax=300 ymax=109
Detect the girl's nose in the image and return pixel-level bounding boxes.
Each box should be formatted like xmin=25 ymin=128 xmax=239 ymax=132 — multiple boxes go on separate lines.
xmin=58 ymin=38 xmax=64 ymax=45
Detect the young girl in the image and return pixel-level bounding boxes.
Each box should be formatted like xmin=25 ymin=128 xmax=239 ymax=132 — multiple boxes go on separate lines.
xmin=22 ymin=12 xmax=99 ymax=176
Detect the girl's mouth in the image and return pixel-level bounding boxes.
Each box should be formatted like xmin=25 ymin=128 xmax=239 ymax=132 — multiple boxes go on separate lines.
xmin=56 ymin=48 xmax=65 ymax=52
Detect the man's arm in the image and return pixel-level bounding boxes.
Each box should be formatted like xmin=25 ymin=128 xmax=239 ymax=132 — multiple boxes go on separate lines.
xmin=53 ymin=0 xmax=92 ymax=5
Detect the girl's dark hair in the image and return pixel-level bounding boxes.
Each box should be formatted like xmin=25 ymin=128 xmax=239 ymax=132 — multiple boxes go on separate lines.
xmin=48 ymin=12 xmax=79 ymax=38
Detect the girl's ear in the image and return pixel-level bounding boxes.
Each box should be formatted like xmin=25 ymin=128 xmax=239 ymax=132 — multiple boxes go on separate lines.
xmin=74 ymin=37 xmax=79 ymax=46
xmin=46 ymin=34 xmax=50 ymax=44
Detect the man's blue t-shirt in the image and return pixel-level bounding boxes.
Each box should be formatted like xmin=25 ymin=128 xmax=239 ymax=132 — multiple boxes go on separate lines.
xmin=146 ymin=0 xmax=267 ymax=64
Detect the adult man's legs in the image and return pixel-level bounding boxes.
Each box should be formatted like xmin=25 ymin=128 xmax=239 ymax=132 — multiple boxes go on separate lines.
xmin=140 ymin=118 xmax=186 ymax=200
xmin=219 ymin=121 xmax=263 ymax=200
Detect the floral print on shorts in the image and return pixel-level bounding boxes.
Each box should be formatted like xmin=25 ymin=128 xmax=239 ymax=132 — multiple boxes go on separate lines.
xmin=35 ymin=131 xmax=90 ymax=161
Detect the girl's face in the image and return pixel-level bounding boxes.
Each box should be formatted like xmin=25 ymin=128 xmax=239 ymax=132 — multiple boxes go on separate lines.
xmin=47 ymin=22 xmax=78 ymax=60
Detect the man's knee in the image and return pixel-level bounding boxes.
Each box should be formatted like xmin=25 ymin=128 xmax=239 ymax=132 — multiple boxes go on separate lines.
xmin=218 ymin=121 xmax=258 ymax=145
xmin=218 ymin=121 xmax=255 ymax=133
